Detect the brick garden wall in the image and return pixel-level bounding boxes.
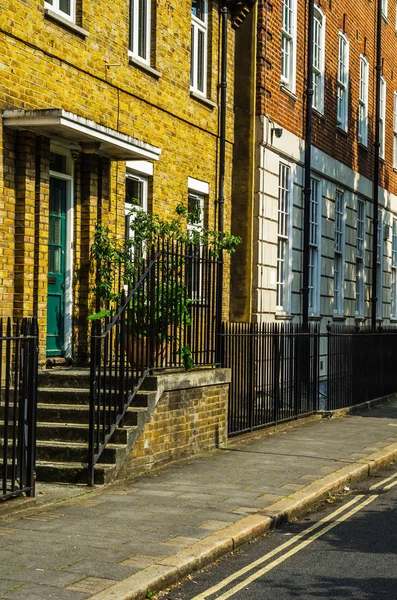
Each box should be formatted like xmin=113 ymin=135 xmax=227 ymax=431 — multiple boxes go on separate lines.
xmin=117 ymin=370 xmax=230 ymax=480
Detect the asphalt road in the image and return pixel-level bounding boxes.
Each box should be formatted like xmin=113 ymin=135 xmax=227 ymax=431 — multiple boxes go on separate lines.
xmin=158 ymin=465 xmax=397 ymax=600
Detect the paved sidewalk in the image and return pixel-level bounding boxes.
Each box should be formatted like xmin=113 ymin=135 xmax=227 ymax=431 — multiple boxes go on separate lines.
xmin=0 ymin=400 xmax=397 ymax=600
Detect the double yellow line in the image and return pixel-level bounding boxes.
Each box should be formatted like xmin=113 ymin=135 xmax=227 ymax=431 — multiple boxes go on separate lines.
xmin=189 ymin=471 xmax=397 ymax=600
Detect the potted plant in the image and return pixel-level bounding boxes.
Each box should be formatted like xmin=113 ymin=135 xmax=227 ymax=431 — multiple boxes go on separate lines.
xmin=88 ymin=202 xmax=241 ymax=371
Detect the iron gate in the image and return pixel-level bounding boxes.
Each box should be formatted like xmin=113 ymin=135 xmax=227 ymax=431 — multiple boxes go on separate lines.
xmin=0 ymin=319 xmax=38 ymax=501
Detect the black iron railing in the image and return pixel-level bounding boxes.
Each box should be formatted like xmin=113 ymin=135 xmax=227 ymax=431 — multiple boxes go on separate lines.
xmin=88 ymin=241 xmax=220 ymax=483
xmin=327 ymin=323 xmax=397 ymax=410
xmin=222 ymin=322 xmax=319 ymax=436
xmin=0 ymin=318 xmax=38 ymax=501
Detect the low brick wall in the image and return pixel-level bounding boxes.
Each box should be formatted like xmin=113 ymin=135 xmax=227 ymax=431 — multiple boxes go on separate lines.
xmin=117 ymin=369 xmax=230 ymax=480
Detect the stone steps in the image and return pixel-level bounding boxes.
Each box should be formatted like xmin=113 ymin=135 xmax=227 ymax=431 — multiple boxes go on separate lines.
xmin=29 ymin=369 xmax=157 ymax=485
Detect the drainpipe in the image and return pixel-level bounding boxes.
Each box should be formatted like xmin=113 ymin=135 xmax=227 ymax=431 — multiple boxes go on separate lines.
xmin=371 ymin=0 xmax=382 ymax=330
xmin=215 ymin=1 xmax=228 ymax=365
xmin=302 ymin=0 xmax=315 ymax=328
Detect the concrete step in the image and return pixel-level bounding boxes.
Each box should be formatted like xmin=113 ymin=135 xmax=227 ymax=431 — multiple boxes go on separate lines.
xmin=38 ymin=369 xmax=90 ymax=389
xmin=31 ymin=404 xmax=148 ymax=426
xmin=35 ymin=422 xmax=135 ymax=445
xmin=35 ymin=460 xmax=115 ymax=485
xmin=35 ymin=440 xmax=125 ymax=464
xmin=38 ymin=388 xmax=90 ymax=405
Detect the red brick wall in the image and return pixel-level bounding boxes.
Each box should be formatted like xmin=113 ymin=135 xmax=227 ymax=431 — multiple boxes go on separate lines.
xmin=257 ymin=0 xmax=397 ymax=193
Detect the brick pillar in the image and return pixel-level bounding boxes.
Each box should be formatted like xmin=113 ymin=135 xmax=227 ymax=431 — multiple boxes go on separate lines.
xmin=0 ymin=128 xmax=17 ymax=317
xmin=75 ymin=154 xmax=100 ymax=361
xmin=34 ymin=137 xmax=50 ymax=363
xmin=14 ymin=132 xmax=50 ymax=363
xmin=14 ymin=131 xmax=36 ymax=319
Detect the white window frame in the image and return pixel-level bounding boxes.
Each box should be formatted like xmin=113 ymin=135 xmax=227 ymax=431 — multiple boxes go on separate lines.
xmin=44 ymin=0 xmax=76 ymax=22
xmin=391 ymin=218 xmax=397 ymax=318
xmin=380 ymin=76 xmax=386 ymax=160
xmin=309 ymin=178 xmax=322 ymax=315
xmin=125 ymin=172 xmax=148 ymax=251
xmin=187 ymin=190 xmax=205 ymax=301
xmin=355 ymin=200 xmax=365 ymax=317
xmin=382 ymin=0 xmax=388 ymax=18
xmin=337 ymin=32 xmax=349 ymax=132
xmin=393 ymin=92 xmax=397 ymax=168
xmin=312 ymin=5 xmax=326 ymax=114
xmin=377 ymin=213 xmax=383 ymax=319
xmin=276 ymin=162 xmax=293 ymax=313
xmin=333 ymin=191 xmax=345 ymax=315
xmin=190 ymin=0 xmax=208 ymax=96
xmin=129 ymin=0 xmax=151 ymax=65
xmin=281 ymin=0 xmax=297 ymax=93
xmin=358 ymin=55 xmax=369 ymax=147
xmin=355 ymin=199 xmax=365 ymax=317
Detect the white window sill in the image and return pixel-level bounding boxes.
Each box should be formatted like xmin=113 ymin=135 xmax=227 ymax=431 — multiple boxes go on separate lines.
xmin=128 ymin=55 xmax=162 ymax=79
xmin=354 ymin=316 xmax=366 ymax=322
xmin=313 ymin=108 xmax=325 ymax=120
xmin=275 ymin=312 xmax=293 ymax=320
xmin=336 ymin=125 xmax=348 ymax=136
xmin=190 ymin=91 xmax=217 ymax=109
xmin=44 ymin=8 xmax=89 ymax=37
xmin=279 ymin=84 xmax=297 ymax=101
xmin=332 ymin=314 xmax=346 ymax=321
xmin=308 ymin=314 xmax=322 ymax=322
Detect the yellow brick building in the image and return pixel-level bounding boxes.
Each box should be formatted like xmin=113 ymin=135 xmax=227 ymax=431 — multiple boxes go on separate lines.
xmin=0 ymin=0 xmax=253 ymax=362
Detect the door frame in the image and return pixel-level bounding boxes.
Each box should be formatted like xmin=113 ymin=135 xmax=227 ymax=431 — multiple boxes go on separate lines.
xmin=48 ymin=144 xmax=74 ymax=358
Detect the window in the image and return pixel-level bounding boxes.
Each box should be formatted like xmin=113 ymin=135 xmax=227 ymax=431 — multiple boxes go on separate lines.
xmin=187 ymin=192 xmax=205 ymax=300
xmin=45 ymin=0 xmax=75 ymax=22
xmin=355 ymin=200 xmax=365 ymax=316
xmin=309 ymin=178 xmax=321 ymax=314
xmin=129 ymin=0 xmax=151 ymax=64
xmin=276 ymin=163 xmax=292 ymax=312
xmin=334 ymin=191 xmax=345 ymax=314
xmin=191 ymin=0 xmax=208 ymax=96
xmin=313 ymin=6 xmax=325 ymax=113
xmin=125 ymin=173 xmax=148 ymax=256
xmin=377 ymin=214 xmax=383 ymax=319
xmin=393 ymin=92 xmax=397 ymax=169
xmin=337 ymin=33 xmax=349 ymax=131
xmin=391 ymin=219 xmax=397 ymax=318
xmin=380 ymin=76 xmax=386 ymax=160
xmin=358 ymin=55 xmax=369 ymax=146
xmin=281 ymin=0 xmax=297 ymax=92
xmin=382 ymin=0 xmax=388 ymax=18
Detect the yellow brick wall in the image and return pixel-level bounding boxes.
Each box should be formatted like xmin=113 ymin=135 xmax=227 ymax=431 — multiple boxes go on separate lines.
xmin=0 ymin=0 xmax=236 ymax=360
xmin=118 ymin=383 xmax=229 ymax=479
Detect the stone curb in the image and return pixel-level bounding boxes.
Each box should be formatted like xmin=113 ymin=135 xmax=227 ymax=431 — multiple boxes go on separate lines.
xmin=319 ymin=393 xmax=397 ymax=419
xmin=88 ymin=442 xmax=397 ymax=600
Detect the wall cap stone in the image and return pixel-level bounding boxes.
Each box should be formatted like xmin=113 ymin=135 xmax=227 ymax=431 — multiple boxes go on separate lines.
xmin=146 ymin=368 xmax=231 ymax=394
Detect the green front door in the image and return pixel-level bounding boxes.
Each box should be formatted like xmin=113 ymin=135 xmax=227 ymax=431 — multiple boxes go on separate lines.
xmin=46 ymin=178 xmax=67 ymax=356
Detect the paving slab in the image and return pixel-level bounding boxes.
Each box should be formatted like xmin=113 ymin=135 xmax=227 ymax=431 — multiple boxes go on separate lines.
xmin=0 ymin=399 xmax=397 ymax=600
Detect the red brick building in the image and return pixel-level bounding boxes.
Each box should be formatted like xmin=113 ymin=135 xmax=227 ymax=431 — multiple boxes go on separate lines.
xmin=232 ymin=0 xmax=397 ymax=349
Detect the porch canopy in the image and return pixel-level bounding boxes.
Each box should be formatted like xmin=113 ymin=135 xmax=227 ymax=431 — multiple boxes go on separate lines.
xmin=3 ymin=109 xmax=161 ymax=161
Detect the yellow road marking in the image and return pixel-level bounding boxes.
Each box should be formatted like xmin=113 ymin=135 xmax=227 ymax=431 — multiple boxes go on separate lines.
xmin=369 ymin=471 xmax=397 ymax=490
xmin=208 ymin=495 xmax=378 ymax=600
xmin=383 ymin=478 xmax=397 ymax=491
xmin=189 ymin=495 xmax=364 ymax=600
